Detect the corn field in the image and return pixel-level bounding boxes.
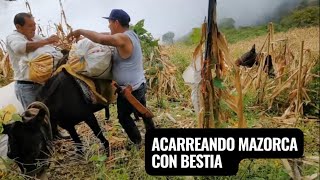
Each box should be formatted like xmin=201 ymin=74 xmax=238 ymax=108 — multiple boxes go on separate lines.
xmin=195 ymin=17 xmax=319 ymax=128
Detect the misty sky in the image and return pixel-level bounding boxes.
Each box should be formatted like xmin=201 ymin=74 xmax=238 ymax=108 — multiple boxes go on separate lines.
xmin=0 ymin=0 xmax=300 ymax=41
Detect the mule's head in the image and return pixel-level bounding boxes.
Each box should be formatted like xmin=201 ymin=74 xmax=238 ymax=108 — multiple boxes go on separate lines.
xmin=3 ymin=108 xmax=52 ymax=175
xmin=236 ymin=44 xmax=257 ymax=67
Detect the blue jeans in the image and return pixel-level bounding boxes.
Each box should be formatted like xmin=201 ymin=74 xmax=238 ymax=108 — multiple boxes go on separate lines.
xmin=14 ymin=82 xmax=43 ymax=110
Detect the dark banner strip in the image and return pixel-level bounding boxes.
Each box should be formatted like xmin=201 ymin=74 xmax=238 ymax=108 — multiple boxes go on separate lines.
xmin=145 ymin=128 xmax=304 ymax=176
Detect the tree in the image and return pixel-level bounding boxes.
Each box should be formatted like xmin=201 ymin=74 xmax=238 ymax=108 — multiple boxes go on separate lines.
xmin=218 ymin=18 xmax=235 ymax=29
xmin=162 ymin=31 xmax=175 ymax=44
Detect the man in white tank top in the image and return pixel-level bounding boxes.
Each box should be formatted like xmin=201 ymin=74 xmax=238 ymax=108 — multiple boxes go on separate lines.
xmin=67 ymin=9 xmax=155 ymax=145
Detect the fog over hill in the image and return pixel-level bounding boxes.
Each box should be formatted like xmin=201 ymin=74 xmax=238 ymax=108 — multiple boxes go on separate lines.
xmin=0 ymin=0 xmax=302 ymax=41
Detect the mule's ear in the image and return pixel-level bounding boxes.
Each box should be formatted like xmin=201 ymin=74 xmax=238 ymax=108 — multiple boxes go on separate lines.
xmin=251 ymin=44 xmax=256 ymax=52
xmin=35 ymin=109 xmax=46 ymax=122
xmin=235 ymin=59 xmax=241 ymax=66
xmin=29 ymin=109 xmax=46 ymax=127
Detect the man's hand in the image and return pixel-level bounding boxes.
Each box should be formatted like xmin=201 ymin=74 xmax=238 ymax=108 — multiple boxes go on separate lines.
xmin=45 ymin=35 xmax=60 ymax=44
xmin=67 ymin=29 xmax=82 ymax=42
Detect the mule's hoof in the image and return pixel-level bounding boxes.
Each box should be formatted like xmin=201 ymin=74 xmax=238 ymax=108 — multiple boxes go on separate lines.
xmin=106 ymin=148 xmax=111 ymax=157
xmin=103 ymin=143 xmax=111 ymax=157
xmin=105 ymin=107 xmax=110 ymax=121
xmin=54 ymin=131 xmax=71 ymax=140
xmin=104 ymin=113 xmax=110 ymax=121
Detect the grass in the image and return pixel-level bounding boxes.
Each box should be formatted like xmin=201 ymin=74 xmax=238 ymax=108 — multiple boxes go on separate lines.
xmin=220 ymin=25 xmax=269 ymax=44
xmin=166 ymin=43 xmax=196 ymax=104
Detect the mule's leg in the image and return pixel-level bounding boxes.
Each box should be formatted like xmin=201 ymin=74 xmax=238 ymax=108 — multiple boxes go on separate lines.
xmin=65 ymin=126 xmax=83 ymax=154
xmin=51 ymin=117 xmax=70 ymax=140
xmin=50 ymin=119 xmax=59 ymax=139
xmin=85 ymin=114 xmax=110 ymax=156
xmin=104 ymin=105 xmax=110 ymax=121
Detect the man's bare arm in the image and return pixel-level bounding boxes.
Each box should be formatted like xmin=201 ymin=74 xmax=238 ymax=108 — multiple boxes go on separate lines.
xmin=68 ymin=29 xmax=126 ymax=47
xmin=26 ymin=35 xmax=59 ymax=53
xmin=100 ymin=32 xmax=110 ymax=35
xmin=26 ymin=40 xmax=50 ymax=53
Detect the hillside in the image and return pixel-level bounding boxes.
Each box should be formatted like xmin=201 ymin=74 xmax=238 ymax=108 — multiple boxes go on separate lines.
xmin=181 ymin=4 xmax=319 ymax=45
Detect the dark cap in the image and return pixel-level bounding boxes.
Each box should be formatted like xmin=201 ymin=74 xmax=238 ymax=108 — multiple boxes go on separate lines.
xmin=103 ymin=9 xmax=130 ymax=25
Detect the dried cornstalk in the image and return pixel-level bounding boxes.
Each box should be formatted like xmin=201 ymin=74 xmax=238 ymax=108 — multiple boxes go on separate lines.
xmin=0 ymin=49 xmax=3 ymax=75
xmin=221 ymin=90 xmax=238 ymax=113
xmin=281 ymin=159 xmax=294 ymax=179
xmin=206 ymin=81 xmax=215 ymax=128
xmin=200 ymin=0 xmax=220 ymax=128
xmin=268 ymin=69 xmax=299 ymax=108
xmin=145 ymin=46 xmax=179 ymax=102
xmin=0 ymin=40 xmax=6 ymax=53
xmin=234 ymin=24 xmax=318 ymax=118
xmin=293 ymin=160 xmax=302 ymax=180
xmin=59 ymin=0 xmax=72 ymax=32
xmin=195 ymin=0 xmax=248 ymax=128
xmin=193 ymin=22 xmax=206 ymax=62
xmin=0 ymin=48 xmax=3 ymax=61
xmin=257 ymin=23 xmax=274 ymax=104
xmin=235 ymin=67 xmax=247 ymax=128
xmin=54 ymin=0 xmax=73 ymax=50
xmin=25 ymin=0 xmax=32 ymax=15
xmin=254 ymin=35 xmax=269 ymax=90
xmin=296 ymin=41 xmax=304 ymax=117
xmin=198 ymin=90 xmax=205 ymax=128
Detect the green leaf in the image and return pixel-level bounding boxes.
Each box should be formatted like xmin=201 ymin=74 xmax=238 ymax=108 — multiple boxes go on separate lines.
xmin=89 ymin=155 xmax=107 ymax=162
xmin=157 ymin=64 xmax=164 ymax=71
xmin=97 ymin=155 xmax=107 ymax=162
xmin=150 ymin=40 xmax=159 ymax=47
xmin=213 ymin=77 xmax=226 ymax=89
xmin=91 ymin=143 xmax=100 ymax=151
xmin=89 ymin=155 xmax=99 ymax=162
xmin=11 ymin=114 xmax=22 ymax=122
xmin=136 ymin=28 xmax=147 ymax=36
xmin=135 ymin=19 xmax=145 ymax=28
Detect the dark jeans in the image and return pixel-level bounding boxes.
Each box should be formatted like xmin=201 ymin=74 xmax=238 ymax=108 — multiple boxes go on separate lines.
xmin=117 ymin=83 xmax=155 ymax=144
